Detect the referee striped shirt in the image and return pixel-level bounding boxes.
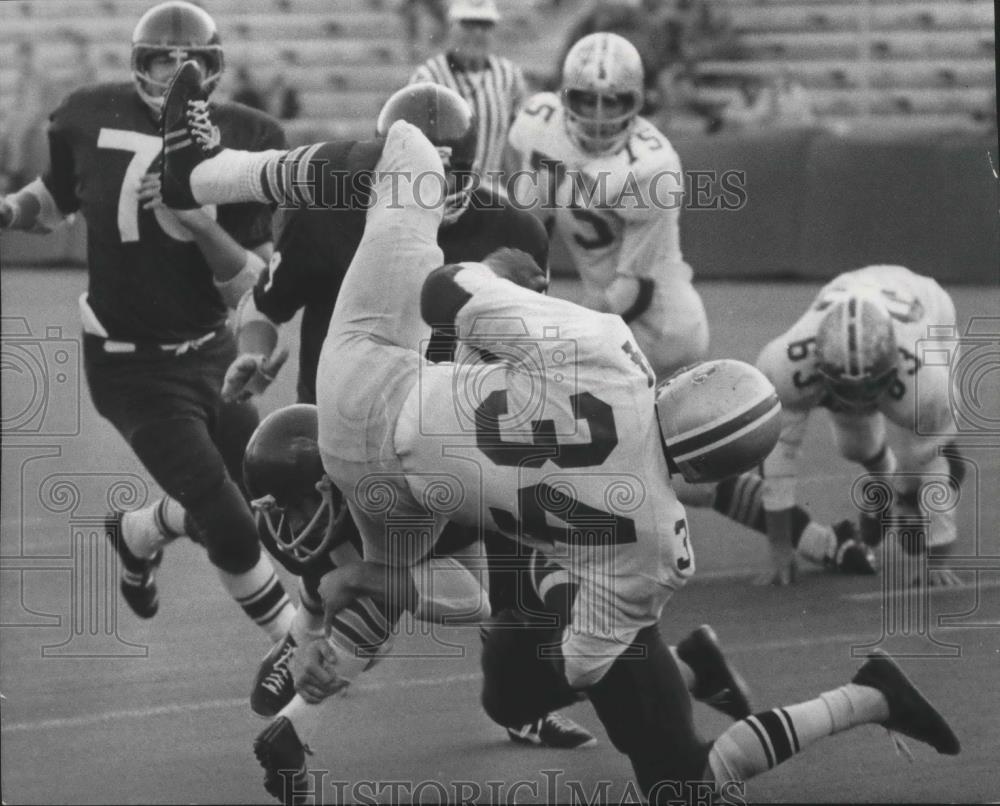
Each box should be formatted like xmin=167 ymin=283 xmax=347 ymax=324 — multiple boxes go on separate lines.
xmin=409 ymin=52 xmax=527 ymax=178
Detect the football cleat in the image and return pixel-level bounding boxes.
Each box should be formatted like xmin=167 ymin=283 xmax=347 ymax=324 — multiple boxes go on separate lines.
xmin=105 ymin=511 xmax=163 ymax=620
xmin=676 ymin=625 xmax=753 ymax=720
xmin=506 ymin=712 xmax=597 ymax=749
xmin=161 ymin=59 xmax=219 ymax=209
xmin=852 ymin=649 xmax=960 ymax=755
xmin=829 ymin=519 xmax=878 ymax=575
xmin=251 ymin=633 xmax=298 ymax=717
xmin=253 ymin=716 xmax=312 ymax=805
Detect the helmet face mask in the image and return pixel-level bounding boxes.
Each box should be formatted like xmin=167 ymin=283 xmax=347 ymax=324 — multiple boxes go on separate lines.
xmin=131 ymin=1 xmax=224 ymax=114
xmin=243 ymin=404 xmax=344 ymax=565
xmin=561 ymin=33 xmax=644 ymax=155
xmin=250 ymin=475 xmax=340 ymax=564
xmin=814 ymin=291 xmax=899 ymax=414
xmin=563 ymin=88 xmax=641 ymax=154
xmin=376 ymin=83 xmax=478 ymax=225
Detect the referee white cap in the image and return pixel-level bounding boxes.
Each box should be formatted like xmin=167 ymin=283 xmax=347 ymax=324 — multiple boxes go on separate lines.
xmin=448 ymin=0 xmax=501 ymax=23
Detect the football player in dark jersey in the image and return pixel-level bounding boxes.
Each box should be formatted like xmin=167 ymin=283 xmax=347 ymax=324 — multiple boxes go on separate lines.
xmin=0 ymin=1 xmax=294 ymax=641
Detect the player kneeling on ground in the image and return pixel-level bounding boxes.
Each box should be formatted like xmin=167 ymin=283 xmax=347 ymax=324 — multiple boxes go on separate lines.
xmin=755 ymin=265 xmax=966 ymax=586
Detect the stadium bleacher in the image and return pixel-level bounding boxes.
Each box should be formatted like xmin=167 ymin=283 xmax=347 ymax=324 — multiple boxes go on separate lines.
xmin=0 ymin=0 xmax=994 ymax=137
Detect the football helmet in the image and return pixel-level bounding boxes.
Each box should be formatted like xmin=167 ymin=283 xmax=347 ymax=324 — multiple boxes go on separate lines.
xmin=815 ymin=289 xmax=898 ymax=412
xmin=131 ymin=1 xmax=224 ymax=114
xmin=376 ymin=82 xmax=477 ymax=225
xmin=656 ymin=360 xmax=782 ymax=484
xmin=243 ymin=404 xmax=343 ymax=564
xmin=561 ymin=32 xmax=644 ymax=155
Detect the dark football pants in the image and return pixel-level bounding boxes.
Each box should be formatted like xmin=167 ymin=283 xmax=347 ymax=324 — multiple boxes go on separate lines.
xmin=480 ymin=559 xmax=711 ymax=801
xmin=84 ymin=332 xmax=262 ymax=574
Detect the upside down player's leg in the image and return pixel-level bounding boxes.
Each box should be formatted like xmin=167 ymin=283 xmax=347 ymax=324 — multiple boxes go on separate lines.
xmin=315 ymin=121 xmax=446 ymax=565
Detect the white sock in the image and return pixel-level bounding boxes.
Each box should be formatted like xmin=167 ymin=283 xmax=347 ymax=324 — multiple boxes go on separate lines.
xmin=121 ymin=497 xmax=185 ymax=559
xmin=278 ymin=694 xmax=330 ymax=751
xmin=217 ymin=555 xmax=296 ymax=641
xmin=190 ymin=148 xmax=282 ymax=205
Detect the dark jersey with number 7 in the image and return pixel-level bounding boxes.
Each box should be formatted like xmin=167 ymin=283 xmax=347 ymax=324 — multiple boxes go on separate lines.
xmin=43 ymin=82 xmax=284 ymax=342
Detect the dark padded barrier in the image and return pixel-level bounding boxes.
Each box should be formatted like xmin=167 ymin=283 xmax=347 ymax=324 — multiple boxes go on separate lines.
xmin=672 ymin=127 xmax=821 ymax=279
xmin=4 ymin=131 xmax=996 ymax=284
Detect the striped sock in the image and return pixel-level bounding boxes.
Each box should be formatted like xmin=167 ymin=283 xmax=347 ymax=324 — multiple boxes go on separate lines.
xmin=713 ymin=473 xmax=813 ymax=544
xmin=328 ymin=596 xmax=400 ymax=660
xmin=713 ymin=474 xmax=765 ymax=532
xmin=218 ymin=556 xmax=296 ymax=641
xmin=707 ymin=685 xmax=889 ymax=783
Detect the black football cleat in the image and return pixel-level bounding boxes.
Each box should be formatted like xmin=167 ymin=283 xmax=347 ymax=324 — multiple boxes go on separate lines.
xmin=161 ymin=59 xmax=219 ymax=209
xmin=829 ymin=519 xmax=879 ymax=575
xmin=105 ymin=511 xmax=162 ymax=620
xmin=251 ymin=633 xmax=297 ymax=717
xmin=852 ymin=649 xmax=961 ymax=755
xmin=506 ymin=712 xmax=597 ymax=749
xmin=254 ymin=716 xmax=312 ymax=806
xmin=676 ymin=624 xmax=753 ymax=719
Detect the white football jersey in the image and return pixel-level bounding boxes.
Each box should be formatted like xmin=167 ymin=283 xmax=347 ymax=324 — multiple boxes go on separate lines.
xmin=508 ymin=92 xmax=691 ymax=291
xmin=395 ymin=266 xmax=692 ymax=667
xmin=757 ymin=265 xmax=958 ymax=505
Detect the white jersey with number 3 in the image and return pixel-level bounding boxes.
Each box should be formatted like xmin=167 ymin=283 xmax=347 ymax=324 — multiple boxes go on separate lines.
xmin=508 ymin=92 xmax=691 ymax=291
xmin=395 ymin=266 xmax=693 ymax=685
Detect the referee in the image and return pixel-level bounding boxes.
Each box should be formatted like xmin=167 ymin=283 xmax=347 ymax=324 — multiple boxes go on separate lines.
xmin=408 ymin=0 xmax=527 ymax=181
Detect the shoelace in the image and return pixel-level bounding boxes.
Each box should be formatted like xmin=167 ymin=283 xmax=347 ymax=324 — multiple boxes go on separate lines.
xmin=261 ymin=645 xmax=295 ymax=696
xmin=543 ymin=712 xmax=580 ymax=733
xmin=186 ymin=100 xmax=219 ymax=151
xmin=887 ymin=729 xmax=915 ymax=762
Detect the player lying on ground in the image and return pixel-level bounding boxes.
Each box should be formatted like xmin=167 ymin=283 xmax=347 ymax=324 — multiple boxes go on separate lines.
xmin=756 ymin=265 xmax=966 ymax=586
xmin=0 ymin=0 xmax=294 ymax=640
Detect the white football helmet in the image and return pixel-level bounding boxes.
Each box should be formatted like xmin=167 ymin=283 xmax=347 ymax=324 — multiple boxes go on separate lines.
xmin=814 ymin=289 xmax=898 ymax=412
xmin=561 ymin=32 xmax=644 ymax=155
xmin=656 ymin=360 xmax=782 ymax=484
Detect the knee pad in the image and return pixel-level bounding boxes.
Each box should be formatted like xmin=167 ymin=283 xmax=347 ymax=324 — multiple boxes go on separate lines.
xmin=480 ymin=609 xmax=579 ymax=728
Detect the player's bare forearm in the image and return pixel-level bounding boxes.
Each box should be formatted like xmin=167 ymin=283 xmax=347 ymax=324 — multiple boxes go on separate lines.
xmin=174 ymin=210 xmax=252 ymax=282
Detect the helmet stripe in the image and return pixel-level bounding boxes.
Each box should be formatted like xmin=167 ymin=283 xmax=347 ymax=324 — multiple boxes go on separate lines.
xmin=846 ymin=295 xmax=861 ymax=378
xmin=666 ymin=393 xmax=781 ymax=461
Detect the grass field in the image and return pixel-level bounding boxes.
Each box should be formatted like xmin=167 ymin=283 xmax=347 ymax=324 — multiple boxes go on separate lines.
xmin=2 ymin=267 xmax=998 ymax=804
